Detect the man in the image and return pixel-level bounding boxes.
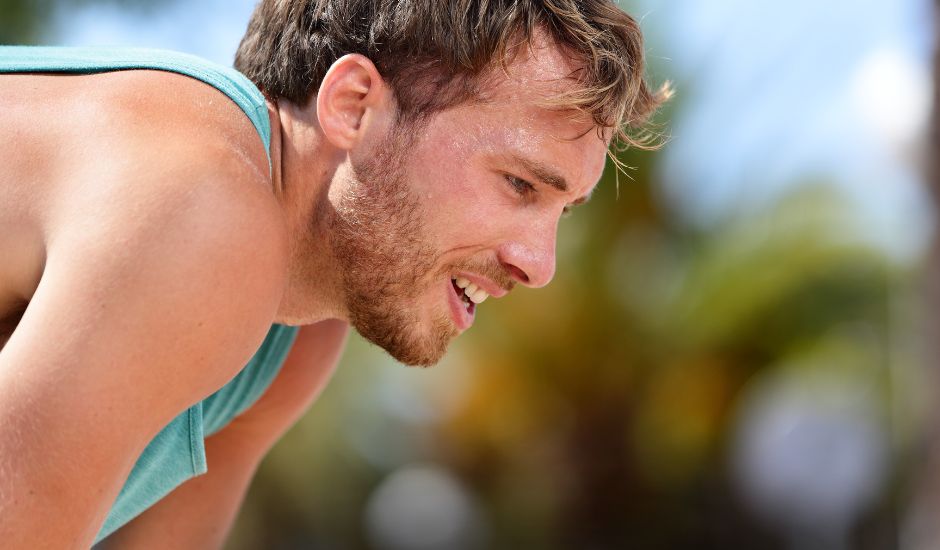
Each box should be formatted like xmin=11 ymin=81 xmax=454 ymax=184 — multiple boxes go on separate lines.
xmin=0 ymin=0 xmax=667 ymax=547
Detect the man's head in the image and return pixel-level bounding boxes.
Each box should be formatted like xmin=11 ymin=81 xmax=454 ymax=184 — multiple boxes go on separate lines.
xmin=235 ymin=0 xmax=665 ymax=147
xmin=235 ymin=0 xmax=668 ymax=366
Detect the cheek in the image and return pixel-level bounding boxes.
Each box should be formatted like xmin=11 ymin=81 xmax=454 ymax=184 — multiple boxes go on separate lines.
xmin=407 ymin=139 xmax=503 ymax=247
xmin=422 ymin=177 xmax=497 ymax=250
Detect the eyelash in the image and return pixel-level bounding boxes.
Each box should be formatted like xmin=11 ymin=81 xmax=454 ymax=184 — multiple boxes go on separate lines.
xmin=505 ymin=175 xmax=535 ymax=196
xmin=504 ymin=175 xmax=574 ymax=216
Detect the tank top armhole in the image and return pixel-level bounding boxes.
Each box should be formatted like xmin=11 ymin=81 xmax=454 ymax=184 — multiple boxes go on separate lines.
xmin=189 ymin=402 xmax=208 ymax=476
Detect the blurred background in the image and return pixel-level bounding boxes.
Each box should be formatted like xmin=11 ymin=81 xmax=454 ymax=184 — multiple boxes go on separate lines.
xmin=3 ymin=0 xmax=936 ymax=548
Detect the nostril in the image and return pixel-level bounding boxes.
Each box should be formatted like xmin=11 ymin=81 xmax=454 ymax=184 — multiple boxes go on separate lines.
xmin=505 ymin=264 xmax=529 ymax=285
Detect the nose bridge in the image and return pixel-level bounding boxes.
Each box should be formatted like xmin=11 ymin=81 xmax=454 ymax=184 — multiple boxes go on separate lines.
xmin=500 ymin=213 xmax=558 ymax=288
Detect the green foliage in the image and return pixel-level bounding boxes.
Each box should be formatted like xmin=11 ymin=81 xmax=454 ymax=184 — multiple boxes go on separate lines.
xmin=0 ymin=0 xmax=168 ymax=45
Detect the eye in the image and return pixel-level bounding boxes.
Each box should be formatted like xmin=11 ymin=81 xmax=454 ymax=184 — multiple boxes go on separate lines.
xmin=505 ymin=175 xmax=535 ymax=196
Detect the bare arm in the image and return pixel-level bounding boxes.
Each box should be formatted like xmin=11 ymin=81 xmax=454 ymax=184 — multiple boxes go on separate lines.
xmin=100 ymin=320 xmax=349 ymax=550
xmin=0 ymin=165 xmax=286 ymax=548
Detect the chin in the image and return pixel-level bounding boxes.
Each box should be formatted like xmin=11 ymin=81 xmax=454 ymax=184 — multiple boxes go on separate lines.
xmin=385 ymin=345 xmax=447 ymax=368
xmin=352 ymin=308 xmax=456 ymax=368
xmin=366 ymin=327 xmax=455 ymax=368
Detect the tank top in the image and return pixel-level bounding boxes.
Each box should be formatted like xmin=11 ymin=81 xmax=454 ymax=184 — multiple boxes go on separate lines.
xmin=0 ymin=46 xmax=299 ymax=544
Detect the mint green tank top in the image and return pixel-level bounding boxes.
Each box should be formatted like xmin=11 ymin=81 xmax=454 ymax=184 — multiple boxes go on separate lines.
xmin=0 ymin=46 xmax=299 ymax=544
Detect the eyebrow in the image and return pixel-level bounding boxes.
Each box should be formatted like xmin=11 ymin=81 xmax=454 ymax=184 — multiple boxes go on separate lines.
xmin=509 ymin=154 xmax=594 ymax=205
xmin=511 ymin=154 xmax=569 ymax=193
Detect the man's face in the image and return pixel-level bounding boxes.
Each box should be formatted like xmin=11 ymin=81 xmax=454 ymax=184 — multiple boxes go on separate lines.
xmin=329 ymin=42 xmax=609 ymax=366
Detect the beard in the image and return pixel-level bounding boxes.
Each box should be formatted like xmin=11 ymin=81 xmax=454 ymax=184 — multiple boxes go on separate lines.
xmin=327 ymin=131 xmax=457 ymax=367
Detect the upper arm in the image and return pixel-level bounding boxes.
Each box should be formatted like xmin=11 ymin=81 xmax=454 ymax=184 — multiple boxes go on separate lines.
xmin=0 ymin=148 xmax=286 ymax=547
xmin=232 ymin=320 xmax=350 ymax=442
xmin=96 ymin=321 xmax=349 ymax=550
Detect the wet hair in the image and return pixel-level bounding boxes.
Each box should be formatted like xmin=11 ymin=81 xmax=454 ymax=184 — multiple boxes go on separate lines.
xmin=235 ymin=0 xmax=671 ymax=150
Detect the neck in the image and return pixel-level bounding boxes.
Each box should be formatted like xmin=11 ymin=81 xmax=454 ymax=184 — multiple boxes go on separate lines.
xmin=267 ymin=98 xmax=348 ymax=326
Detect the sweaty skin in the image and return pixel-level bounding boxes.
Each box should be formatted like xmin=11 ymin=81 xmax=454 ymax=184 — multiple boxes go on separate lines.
xmin=273 ymin=35 xmax=608 ymax=366
xmin=0 ymin=69 xmax=291 ymax=548
xmin=0 ymin=34 xmax=608 ymax=549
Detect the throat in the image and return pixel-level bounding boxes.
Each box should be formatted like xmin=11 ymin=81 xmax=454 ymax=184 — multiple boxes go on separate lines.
xmin=0 ymin=300 xmax=27 ymax=352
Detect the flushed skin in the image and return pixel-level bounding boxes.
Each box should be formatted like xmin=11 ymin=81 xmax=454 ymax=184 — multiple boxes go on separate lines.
xmin=277 ymin=39 xmax=608 ymax=367
xmin=0 ymin=4 xmax=664 ymax=550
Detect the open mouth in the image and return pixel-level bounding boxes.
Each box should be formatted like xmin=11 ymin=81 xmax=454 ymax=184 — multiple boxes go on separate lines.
xmin=452 ymin=278 xmax=476 ymax=316
xmin=448 ymin=276 xmax=493 ymax=331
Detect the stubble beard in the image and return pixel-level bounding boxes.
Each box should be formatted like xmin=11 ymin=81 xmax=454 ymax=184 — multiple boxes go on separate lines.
xmin=328 ymin=136 xmax=457 ymax=367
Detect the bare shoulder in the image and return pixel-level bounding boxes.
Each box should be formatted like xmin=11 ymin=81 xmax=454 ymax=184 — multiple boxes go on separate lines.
xmin=51 ymin=68 xmax=286 ymax=275
xmin=35 ymin=69 xmax=290 ymax=397
xmin=104 ymin=68 xmax=272 ymax=183
xmin=0 ymin=69 xmax=288 ymax=546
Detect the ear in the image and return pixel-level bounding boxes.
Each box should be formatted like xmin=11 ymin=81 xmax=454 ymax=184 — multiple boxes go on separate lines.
xmin=316 ymin=54 xmax=391 ymax=150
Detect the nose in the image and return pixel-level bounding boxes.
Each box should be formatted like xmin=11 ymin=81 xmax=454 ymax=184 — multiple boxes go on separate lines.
xmin=497 ymin=218 xmax=558 ymax=288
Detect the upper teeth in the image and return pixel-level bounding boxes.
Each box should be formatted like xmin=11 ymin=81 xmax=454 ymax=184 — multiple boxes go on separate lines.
xmin=455 ymin=277 xmax=489 ymax=304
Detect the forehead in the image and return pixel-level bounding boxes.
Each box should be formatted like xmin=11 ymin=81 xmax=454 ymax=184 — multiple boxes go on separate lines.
xmin=453 ymin=36 xmax=610 ymax=192
xmin=480 ymin=32 xmax=583 ymax=105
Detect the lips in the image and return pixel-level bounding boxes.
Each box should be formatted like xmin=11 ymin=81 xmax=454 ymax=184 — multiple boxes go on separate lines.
xmin=452 ymin=278 xmax=477 ymax=315
xmin=446 ymin=278 xmax=475 ymax=331
xmin=445 ymin=272 xmax=510 ymax=331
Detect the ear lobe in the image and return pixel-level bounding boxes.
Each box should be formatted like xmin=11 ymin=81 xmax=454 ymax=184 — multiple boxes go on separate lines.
xmin=316 ymin=54 xmax=389 ymax=150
